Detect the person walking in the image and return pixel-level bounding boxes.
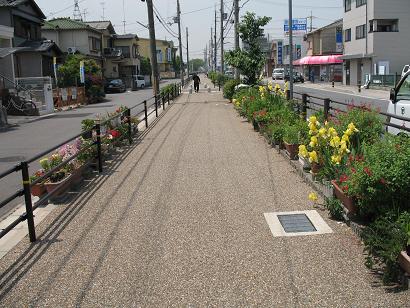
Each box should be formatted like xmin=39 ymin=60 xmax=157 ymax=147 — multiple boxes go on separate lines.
xmin=193 ymin=74 xmax=201 ymax=93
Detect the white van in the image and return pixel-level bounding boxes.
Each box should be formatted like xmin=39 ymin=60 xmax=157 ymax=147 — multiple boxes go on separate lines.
xmin=272 ymin=68 xmax=285 ymax=80
xmin=134 ymin=75 xmax=146 ymax=89
xmin=388 ymin=70 xmax=410 ymax=135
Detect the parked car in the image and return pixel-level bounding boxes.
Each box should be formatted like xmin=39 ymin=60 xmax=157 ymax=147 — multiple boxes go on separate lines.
xmin=272 ymin=68 xmax=285 ymax=80
xmin=285 ymin=71 xmax=305 ymax=83
xmin=388 ymin=70 xmax=410 ymax=135
xmin=105 ymin=79 xmax=126 ymax=93
xmin=134 ymin=75 xmax=146 ymax=89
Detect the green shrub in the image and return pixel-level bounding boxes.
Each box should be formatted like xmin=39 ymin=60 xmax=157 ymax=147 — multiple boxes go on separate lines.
xmin=223 ymin=79 xmax=240 ymax=100
xmin=324 ymin=197 xmax=344 ymax=221
xmin=283 ymin=124 xmax=300 ymax=144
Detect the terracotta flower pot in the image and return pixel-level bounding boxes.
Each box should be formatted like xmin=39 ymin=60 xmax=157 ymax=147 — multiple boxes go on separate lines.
xmin=44 ymin=173 xmax=73 ymax=197
xmin=398 ymin=250 xmax=410 ymax=275
xmin=31 ymin=183 xmax=46 ymax=197
xmin=310 ymin=162 xmax=322 ymax=174
xmin=71 ymin=164 xmax=88 ymax=184
xmin=331 ymin=180 xmax=357 ymax=214
xmin=284 ymin=142 xmax=299 ymax=160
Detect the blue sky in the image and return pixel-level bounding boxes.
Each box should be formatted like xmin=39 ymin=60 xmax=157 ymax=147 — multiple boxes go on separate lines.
xmin=36 ymin=0 xmax=343 ymax=59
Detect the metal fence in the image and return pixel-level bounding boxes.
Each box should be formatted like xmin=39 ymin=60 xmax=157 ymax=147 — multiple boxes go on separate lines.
xmin=0 ymin=82 xmax=184 ymax=242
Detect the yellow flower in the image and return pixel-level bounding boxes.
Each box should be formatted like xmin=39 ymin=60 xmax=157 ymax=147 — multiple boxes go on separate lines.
xmin=331 ymin=155 xmax=342 ymax=165
xmin=341 ymin=134 xmax=349 ymax=142
xmin=330 ymin=136 xmax=341 ymax=148
xmin=339 ymin=140 xmax=350 ymax=154
xmin=308 ymin=151 xmax=318 ymax=163
xmin=299 ymin=145 xmax=308 ymax=158
xmin=348 ymin=122 xmax=359 ymax=133
xmin=318 ymin=128 xmax=327 ymax=139
xmin=259 ymin=86 xmax=265 ymax=93
xmin=308 ymin=192 xmax=318 ymax=202
xmin=274 ymin=84 xmax=281 ymax=92
xmin=309 ymin=136 xmax=318 ymax=148
xmin=268 ymin=84 xmax=273 ymax=91
xmin=309 ymin=116 xmax=317 ymax=124
xmin=327 ymin=127 xmax=338 ymax=137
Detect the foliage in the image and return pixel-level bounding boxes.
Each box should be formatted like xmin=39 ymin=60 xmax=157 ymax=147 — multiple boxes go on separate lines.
xmin=225 ymin=12 xmax=271 ymax=85
xmin=362 ymin=211 xmax=410 ymax=284
xmin=160 ymin=83 xmax=177 ymax=98
xmin=57 ymin=54 xmax=100 ymax=87
xmin=173 ymin=55 xmax=182 ymax=74
xmin=324 ymin=197 xmax=344 ymax=221
xmin=81 ymin=119 xmax=95 ymax=132
xmin=223 ymin=79 xmax=240 ymax=100
xmin=283 ymin=124 xmax=300 ymax=145
xmin=190 ymin=58 xmax=205 ymax=72
xmin=343 ymin=135 xmax=410 ymax=220
xmin=140 ymin=57 xmax=152 ymax=76
xmin=334 ymin=105 xmax=384 ymax=149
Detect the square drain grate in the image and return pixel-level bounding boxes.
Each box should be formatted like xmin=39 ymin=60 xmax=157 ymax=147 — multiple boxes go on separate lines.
xmin=277 ymin=214 xmax=317 ymax=233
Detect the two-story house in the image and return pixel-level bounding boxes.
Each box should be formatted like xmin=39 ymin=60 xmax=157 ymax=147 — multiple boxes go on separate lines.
xmin=138 ymin=38 xmax=176 ymax=78
xmin=112 ymin=33 xmax=140 ymax=87
xmin=42 ymin=18 xmax=103 ymax=66
xmin=342 ymin=0 xmax=410 ymax=85
xmin=0 ymin=0 xmax=61 ymax=88
xmin=85 ymin=21 xmax=123 ymax=79
xmin=296 ymin=19 xmax=344 ymax=82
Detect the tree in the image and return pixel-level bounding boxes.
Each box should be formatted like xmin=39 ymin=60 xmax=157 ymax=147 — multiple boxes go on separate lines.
xmin=190 ymin=58 xmax=205 ymax=72
xmin=140 ymin=57 xmax=152 ymax=76
xmin=225 ymin=12 xmax=271 ymax=85
xmin=173 ymin=55 xmax=181 ymax=75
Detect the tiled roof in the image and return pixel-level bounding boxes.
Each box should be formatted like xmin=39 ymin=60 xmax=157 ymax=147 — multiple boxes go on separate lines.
xmin=85 ymin=21 xmax=112 ymax=30
xmin=114 ymin=34 xmax=138 ymax=40
xmin=42 ymin=18 xmax=101 ymax=32
xmin=0 ymin=0 xmax=46 ymax=19
xmin=18 ymin=40 xmax=62 ymax=54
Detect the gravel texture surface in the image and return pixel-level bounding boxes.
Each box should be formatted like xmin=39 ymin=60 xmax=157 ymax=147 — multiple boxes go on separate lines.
xmin=0 ymin=81 xmax=408 ymax=307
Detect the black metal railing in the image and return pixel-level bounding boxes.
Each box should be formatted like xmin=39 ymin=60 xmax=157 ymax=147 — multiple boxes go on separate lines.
xmin=0 ymin=82 xmax=183 ymax=242
xmin=288 ymin=90 xmax=410 ymax=133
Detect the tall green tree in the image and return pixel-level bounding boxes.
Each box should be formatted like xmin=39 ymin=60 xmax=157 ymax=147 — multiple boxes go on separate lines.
xmin=140 ymin=57 xmax=152 ymax=76
xmin=190 ymin=58 xmax=205 ymax=72
xmin=173 ymin=55 xmax=182 ymax=75
xmin=225 ymin=12 xmax=271 ymax=85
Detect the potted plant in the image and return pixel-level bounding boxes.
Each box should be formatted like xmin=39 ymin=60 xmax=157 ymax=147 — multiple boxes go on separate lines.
xmin=30 ymin=170 xmax=47 ymax=197
xmin=42 ymin=154 xmax=74 ymax=198
xmin=331 ymin=174 xmax=357 ymax=214
xmin=398 ymin=221 xmax=410 ymax=275
xmin=283 ymin=124 xmax=300 ymax=160
xmin=81 ymin=119 xmax=95 ymax=139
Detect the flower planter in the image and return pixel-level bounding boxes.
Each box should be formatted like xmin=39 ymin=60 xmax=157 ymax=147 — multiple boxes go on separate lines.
xmin=284 ymin=142 xmax=299 ymax=160
xmin=310 ymin=162 xmax=322 ymax=174
xmin=258 ymin=122 xmax=267 ymax=132
xmin=398 ymin=250 xmax=410 ymax=275
xmin=71 ymin=164 xmax=88 ymax=184
xmin=252 ymin=119 xmax=259 ymax=131
xmin=44 ymin=173 xmax=73 ymax=198
xmin=331 ymin=180 xmax=357 ymax=214
xmin=31 ymin=183 xmax=47 ymax=197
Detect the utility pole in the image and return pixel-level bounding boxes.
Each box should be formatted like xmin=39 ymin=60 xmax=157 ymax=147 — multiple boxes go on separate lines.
xmin=234 ymin=0 xmax=240 ymax=79
xmin=186 ymin=27 xmax=190 ymax=76
xmin=220 ymin=0 xmax=224 ymax=74
xmin=177 ymin=0 xmax=184 ymax=86
xmin=145 ymin=0 xmax=160 ymax=96
xmin=288 ymin=0 xmax=294 ymax=99
xmin=214 ymin=9 xmax=217 ymax=71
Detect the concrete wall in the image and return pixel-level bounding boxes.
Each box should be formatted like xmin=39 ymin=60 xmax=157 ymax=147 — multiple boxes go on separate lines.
xmin=0 ymin=9 xmax=12 ymax=27
xmin=343 ymin=3 xmax=369 ymax=56
xmin=15 ymin=52 xmax=42 ymax=77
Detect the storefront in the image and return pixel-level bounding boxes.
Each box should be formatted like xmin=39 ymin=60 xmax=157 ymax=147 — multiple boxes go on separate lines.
xmin=293 ymin=55 xmax=343 ymax=82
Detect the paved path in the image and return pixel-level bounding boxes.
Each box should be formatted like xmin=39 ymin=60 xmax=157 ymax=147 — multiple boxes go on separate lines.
xmin=0 ymin=82 xmax=407 ymax=307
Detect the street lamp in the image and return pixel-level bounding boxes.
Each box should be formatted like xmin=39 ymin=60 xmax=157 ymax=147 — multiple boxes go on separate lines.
xmin=288 ymin=0 xmax=294 ymax=100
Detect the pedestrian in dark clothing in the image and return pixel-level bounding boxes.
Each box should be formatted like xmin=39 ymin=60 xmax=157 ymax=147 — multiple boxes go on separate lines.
xmin=193 ymin=74 xmax=200 ymax=93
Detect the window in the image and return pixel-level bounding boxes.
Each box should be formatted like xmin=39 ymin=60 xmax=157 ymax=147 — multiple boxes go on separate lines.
xmin=356 ymin=24 xmax=366 ymax=39
xmin=356 ymin=0 xmax=367 ymax=7
xmin=115 ymin=46 xmax=130 ymax=58
xmin=345 ymin=0 xmax=351 ymax=12
xmin=344 ymin=28 xmax=351 ymax=42
xmin=88 ymin=37 xmax=101 ymax=52
xmin=397 ymin=75 xmax=410 ymax=101
xmin=369 ymin=19 xmax=399 ymax=32
xmin=156 ymin=50 xmax=163 ymax=63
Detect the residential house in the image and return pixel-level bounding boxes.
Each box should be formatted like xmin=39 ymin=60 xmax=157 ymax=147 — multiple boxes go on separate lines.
xmin=0 ymin=0 xmax=61 ymax=88
xmin=342 ymin=0 xmax=410 ymax=85
xmin=112 ymin=33 xmax=140 ymax=87
xmin=42 ymin=18 xmax=103 ymax=66
xmin=295 ymin=19 xmax=343 ymax=82
xmin=84 ymin=21 xmax=123 ymax=79
xmin=138 ymin=38 xmax=177 ymax=78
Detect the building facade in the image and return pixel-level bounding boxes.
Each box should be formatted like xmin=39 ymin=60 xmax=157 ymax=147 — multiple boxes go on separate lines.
xmin=342 ymin=0 xmax=410 ymax=85
xmin=138 ymin=38 xmax=176 ymax=78
xmin=112 ymin=34 xmax=140 ymax=87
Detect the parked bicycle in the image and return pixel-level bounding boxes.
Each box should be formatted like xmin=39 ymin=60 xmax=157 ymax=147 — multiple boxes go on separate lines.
xmin=3 ymin=93 xmax=37 ymax=116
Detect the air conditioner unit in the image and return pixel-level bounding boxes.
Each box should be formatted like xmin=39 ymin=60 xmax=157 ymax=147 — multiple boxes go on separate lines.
xmin=67 ymin=47 xmax=77 ymax=54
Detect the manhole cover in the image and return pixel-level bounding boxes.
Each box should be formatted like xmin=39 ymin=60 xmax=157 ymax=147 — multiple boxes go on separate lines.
xmin=278 ymin=214 xmax=317 ymax=233
xmin=0 ymin=155 xmax=26 ymax=163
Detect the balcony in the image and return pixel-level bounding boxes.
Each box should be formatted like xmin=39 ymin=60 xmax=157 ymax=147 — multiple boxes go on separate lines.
xmin=103 ymin=48 xmax=123 ymax=59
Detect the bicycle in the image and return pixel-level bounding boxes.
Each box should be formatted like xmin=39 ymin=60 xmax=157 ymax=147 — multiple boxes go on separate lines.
xmin=3 ymin=93 xmax=38 ymax=116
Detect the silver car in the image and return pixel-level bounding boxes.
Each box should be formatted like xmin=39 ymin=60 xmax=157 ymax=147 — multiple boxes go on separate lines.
xmin=272 ymin=68 xmax=285 ymax=80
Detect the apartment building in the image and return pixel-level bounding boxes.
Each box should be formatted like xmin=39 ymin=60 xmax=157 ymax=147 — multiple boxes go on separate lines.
xmin=138 ymin=38 xmax=176 ymax=78
xmin=342 ymin=0 xmax=410 ymax=85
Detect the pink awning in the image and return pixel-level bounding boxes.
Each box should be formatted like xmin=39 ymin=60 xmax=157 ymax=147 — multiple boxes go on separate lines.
xmin=293 ymin=55 xmax=343 ymax=66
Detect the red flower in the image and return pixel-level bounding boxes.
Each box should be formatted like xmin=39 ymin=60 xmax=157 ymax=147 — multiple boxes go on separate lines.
xmin=379 ymin=178 xmax=387 ymax=185
xmin=350 ymin=167 xmax=357 ymax=174
xmin=339 ymin=174 xmax=349 ymax=183
xmin=109 ymin=130 xmax=121 ymax=139
xmin=364 ymin=167 xmax=372 ymax=177
xmin=342 ymin=185 xmax=349 ymax=193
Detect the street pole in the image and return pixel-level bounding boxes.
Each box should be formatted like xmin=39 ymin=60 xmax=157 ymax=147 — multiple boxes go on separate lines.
xmin=214 ymin=9 xmax=217 ymax=71
xmin=186 ymin=27 xmax=190 ymax=76
xmin=220 ymin=0 xmax=224 ymax=74
xmin=177 ymin=0 xmax=184 ymax=86
xmin=234 ymin=0 xmax=240 ymax=80
xmin=146 ymin=0 xmax=159 ymax=97
xmin=288 ymin=0 xmax=294 ymax=100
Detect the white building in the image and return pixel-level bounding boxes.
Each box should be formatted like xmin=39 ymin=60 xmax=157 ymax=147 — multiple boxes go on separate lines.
xmin=342 ymin=0 xmax=410 ymax=85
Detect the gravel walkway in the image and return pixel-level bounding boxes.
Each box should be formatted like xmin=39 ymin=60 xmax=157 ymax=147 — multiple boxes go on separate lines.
xmin=0 ymin=82 xmax=408 ymax=307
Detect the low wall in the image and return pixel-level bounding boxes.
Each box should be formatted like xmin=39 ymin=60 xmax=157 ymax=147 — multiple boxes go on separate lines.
xmin=53 ymin=87 xmax=86 ymax=108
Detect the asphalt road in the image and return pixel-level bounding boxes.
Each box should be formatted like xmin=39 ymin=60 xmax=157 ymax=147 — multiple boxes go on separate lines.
xmin=0 ymin=80 xmax=176 ymax=219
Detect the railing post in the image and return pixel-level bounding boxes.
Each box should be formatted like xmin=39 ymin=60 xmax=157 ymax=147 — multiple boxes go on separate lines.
xmin=21 ymin=161 xmax=36 ymax=242
xmin=286 ymin=90 xmax=290 ymax=100
xmin=358 ymin=81 xmax=361 ymax=93
xmin=144 ymin=100 xmax=148 ymax=128
xmin=167 ymin=92 xmax=170 ymax=105
xmin=324 ymin=98 xmax=331 ymax=120
xmin=155 ymin=95 xmax=158 ymax=117
xmin=96 ymin=123 xmax=103 ymax=173
xmin=301 ymin=94 xmax=308 ymax=120
xmin=126 ymin=108 xmax=132 ymax=145
xmin=162 ymin=95 xmax=165 ymax=110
